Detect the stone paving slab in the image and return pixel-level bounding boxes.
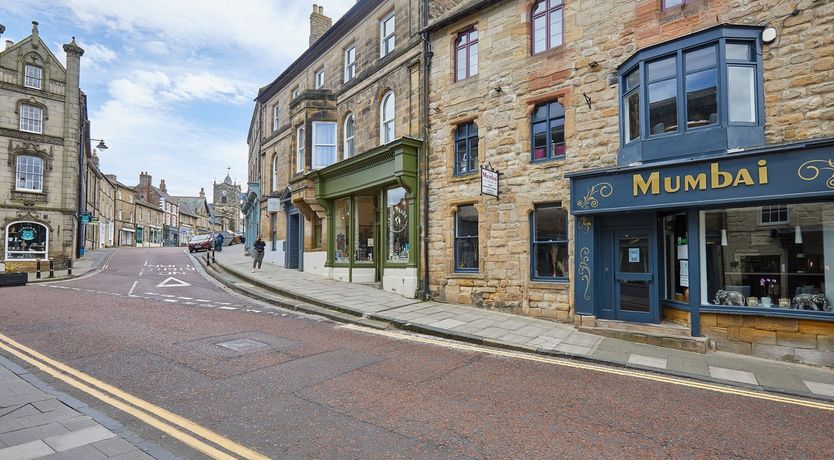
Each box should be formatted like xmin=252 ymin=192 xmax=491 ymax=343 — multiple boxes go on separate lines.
xmin=0 ymin=359 xmax=158 ymax=459
xmin=211 ymin=246 xmax=834 ymax=402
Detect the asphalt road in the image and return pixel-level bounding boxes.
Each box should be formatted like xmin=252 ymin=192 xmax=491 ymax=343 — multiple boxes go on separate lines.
xmin=1 ymin=247 xmax=832 ymax=459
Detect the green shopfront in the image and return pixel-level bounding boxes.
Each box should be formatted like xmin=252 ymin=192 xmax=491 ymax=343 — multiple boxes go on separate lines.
xmin=569 ymin=139 xmax=834 ymax=365
xmin=312 ymin=138 xmax=421 ymax=298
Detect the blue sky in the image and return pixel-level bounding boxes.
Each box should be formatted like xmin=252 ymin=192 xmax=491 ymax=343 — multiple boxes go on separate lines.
xmin=1 ymin=0 xmax=354 ymax=198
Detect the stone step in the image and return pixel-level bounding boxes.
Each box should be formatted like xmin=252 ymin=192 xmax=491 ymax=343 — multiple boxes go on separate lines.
xmin=579 ymin=325 xmax=710 ymax=354
xmin=594 ymin=319 xmax=691 ymax=337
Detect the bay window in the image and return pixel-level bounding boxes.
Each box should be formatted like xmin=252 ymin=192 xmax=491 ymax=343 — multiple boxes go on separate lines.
xmin=295 ymin=126 xmax=305 ymax=173
xmin=312 ymin=121 xmax=336 ymax=169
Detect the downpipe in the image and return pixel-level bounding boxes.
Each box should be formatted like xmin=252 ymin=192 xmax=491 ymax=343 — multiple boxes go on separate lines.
xmin=420 ymin=0 xmax=432 ymax=301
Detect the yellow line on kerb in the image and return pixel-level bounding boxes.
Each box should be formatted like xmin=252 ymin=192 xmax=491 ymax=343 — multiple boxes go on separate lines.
xmin=340 ymin=324 xmax=834 ymax=412
xmin=0 ymin=333 xmax=270 ymax=460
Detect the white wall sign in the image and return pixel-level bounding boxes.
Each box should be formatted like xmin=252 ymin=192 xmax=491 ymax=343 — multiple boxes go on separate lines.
xmin=481 ymin=167 xmax=499 ymax=197
xmin=267 ymin=198 xmax=280 ymax=213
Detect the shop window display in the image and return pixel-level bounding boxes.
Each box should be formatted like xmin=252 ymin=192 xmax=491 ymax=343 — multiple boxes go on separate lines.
xmin=354 ymin=196 xmax=374 ymax=263
xmin=334 ymin=198 xmax=350 ymax=264
xmin=5 ymin=222 xmax=48 ymax=260
xmin=703 ymin=203 xmax=834 ymax=312
xmin=386 ymin=187 xmax=409 ymax=263
xmin=663 ymin=213 xmax=689 ymax=302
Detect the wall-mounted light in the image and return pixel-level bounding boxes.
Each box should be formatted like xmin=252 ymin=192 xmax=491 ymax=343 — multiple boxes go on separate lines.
xmin=721 ymin=229 xmax=728 ymax=246
xmin=762 ymin=26 xmax=777 ymax=45
xmin=795 ymin=225 xmax=803 ymax=245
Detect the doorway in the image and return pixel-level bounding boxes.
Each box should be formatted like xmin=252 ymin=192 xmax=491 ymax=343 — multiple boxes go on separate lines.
xmin=600 ymin=226 xmax=658 ymax=323
xmin=287 ymin=210 xmax=302 ymax=270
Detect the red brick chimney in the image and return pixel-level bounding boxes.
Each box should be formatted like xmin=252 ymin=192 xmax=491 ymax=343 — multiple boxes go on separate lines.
xmin=159 ymin=179 xmax=167 ymax=192
xmin=139 ymin=172 xmax=152 ymax=201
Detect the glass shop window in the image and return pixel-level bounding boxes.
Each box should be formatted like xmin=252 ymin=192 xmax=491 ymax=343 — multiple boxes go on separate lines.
xmin=354 ymin=196 xmax=374 ymax=264
xmin=334 ymin=198 xmax=350 ymax=264
xmin=703 ymin=203 xmax=834 ymax=313
xmin=531 ymin=204 xmax=569 ymax=281
xmin=5 ymin=222 xmax=48 ymax=260
xmin=455 ymin=205 xmax=479 ymax=272
xmin=663 ymin=213 xmax=689 ymax=302
xmin=386 ymin=187 xmax=409 ymax=263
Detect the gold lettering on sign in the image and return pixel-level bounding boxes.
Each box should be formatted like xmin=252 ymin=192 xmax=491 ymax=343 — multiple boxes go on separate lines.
xmin=632 ymin=160 xmax=769 ymax=197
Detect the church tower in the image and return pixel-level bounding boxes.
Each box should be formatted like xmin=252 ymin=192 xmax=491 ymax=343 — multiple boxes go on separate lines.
xmin=213 ymin=168 xmax=241 ymax=232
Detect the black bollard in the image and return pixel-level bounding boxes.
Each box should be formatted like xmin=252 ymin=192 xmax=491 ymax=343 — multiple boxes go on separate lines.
xmin=211 ymin=247 xmax=216 ymax=263
xmin=36 ymin=258 xmax=41 ymax=279
xmin=67 ymin=259 xmax=72 ymax=276
xmin=48 ymin=259 xmax=54 ymax=278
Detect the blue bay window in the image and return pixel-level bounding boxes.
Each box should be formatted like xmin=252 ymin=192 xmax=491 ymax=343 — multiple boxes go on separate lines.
xmin=618 ymin=25 xmax=765 ymax=166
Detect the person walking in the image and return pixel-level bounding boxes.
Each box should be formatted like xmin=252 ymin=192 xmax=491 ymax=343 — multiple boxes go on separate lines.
xmin=252 ymin=235 xmax=266 ymax=272
xmin=215 ymin=232 xmax=224 ymax=252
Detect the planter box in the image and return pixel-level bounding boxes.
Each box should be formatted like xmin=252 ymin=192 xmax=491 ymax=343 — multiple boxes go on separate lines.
xmin=0 ymin=273 xmax=28 ymax=287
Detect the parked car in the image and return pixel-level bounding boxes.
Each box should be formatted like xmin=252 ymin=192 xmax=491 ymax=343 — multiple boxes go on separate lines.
xmin=187 ymin=234 xmax=213 ymax=253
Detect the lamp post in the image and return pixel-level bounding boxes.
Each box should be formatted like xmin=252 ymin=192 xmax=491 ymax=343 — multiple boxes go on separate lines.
xmin=91 ymin=138 xmax=108 ymax=150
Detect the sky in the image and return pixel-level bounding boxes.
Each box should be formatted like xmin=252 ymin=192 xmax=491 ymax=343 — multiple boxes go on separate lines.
xmin=0 ymin=0 xmax=355 ymax=199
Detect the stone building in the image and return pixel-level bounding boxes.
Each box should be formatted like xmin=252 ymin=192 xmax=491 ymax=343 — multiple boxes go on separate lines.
xmin=249 ymin=1 xmax=426 ymax=297
xmin=212 ymin=171 xmax=241 ymax=232
xmin=110 ymin=178 xmax=136 ymax=247
xmin=426 ymin=0 xmax=834 ymax=366
xmin=171 ymin=189 xmax=213 ymax=235
xmin=0 ymin=22 xmax=85 ymax=269
xmin=134 ymin=199 xmax=163 ymax=247
xmin=84 ymin=150 xmax=115 ymax=249
xmin=134 ymin=172 xmax=180 ymax=246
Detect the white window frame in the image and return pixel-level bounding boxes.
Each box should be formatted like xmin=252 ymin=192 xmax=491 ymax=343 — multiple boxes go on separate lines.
xmin=344 ymin=114 xmax=355 ymax=159
xmin=759 ymin=204 xmax=789 ymax=225
xmin=19 ymin=105 xmax=43 ymax=134
xmin=380 ymin=91 xmax=396 ymax=144
xmin=272 ymin=154 xmax=280 ymax=191
xmin=312 ymin=121 xmax=337 ymax=169
xmin=272 ymin=105 xmax=280 ymax=132
xmin=296 ymin=126 xmax=305 ymax=173
xmin=292 ymin=88 xmax=300 ymax=99
xmin=4 ymin=221 xmax=49 ymax=261
xmin=24 ymin=65 xmax=42 ymax=90
xmin=380 ymin=13 xmax=396 ymax=58
xmin=15 ymin=155 xmax=44 ymax=192
xmin=344 ymin=46 xmax=356 ymax=82
xmin=315 ymin=69 xmax=325 ymax=89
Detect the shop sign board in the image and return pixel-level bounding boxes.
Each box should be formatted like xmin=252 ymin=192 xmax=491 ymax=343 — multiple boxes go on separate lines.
xmin=267 ymin=198 xmax=280 ymax=213
xmin=481 ymin=166 xmax=499 ymax=197
xmin=569 ymin=143 xmax=834 ymax=214
xmin=80 ymin=213 xmax=92 ymax=224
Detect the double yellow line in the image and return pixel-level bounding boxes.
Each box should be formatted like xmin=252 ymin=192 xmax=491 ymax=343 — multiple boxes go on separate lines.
xmin=341 ymin=324 xmax=834 ymax=412
xmin=0 ymin=332 xmax=270 ymax=459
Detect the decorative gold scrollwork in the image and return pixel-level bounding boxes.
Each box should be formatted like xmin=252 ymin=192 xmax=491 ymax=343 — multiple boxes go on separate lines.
xmin=576 ymin=182 xmax=613 ymax=209
xmin=579 ymin=216 xmax=592 ymax=234
xmin=798 ymin=159 xmax=834 ymax=190
xmin=579 ymin=247 xmax=591 ymax=301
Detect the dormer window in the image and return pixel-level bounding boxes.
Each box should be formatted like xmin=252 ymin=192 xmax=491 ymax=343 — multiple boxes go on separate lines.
xmin=618 ymin=25 xmax=764 ymax=165
xmin=24 ymin=65 xmax=42 ymax=90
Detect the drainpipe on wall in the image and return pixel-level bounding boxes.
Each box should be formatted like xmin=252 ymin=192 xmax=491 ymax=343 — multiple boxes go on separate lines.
xmin=420 ymin=0 xmax=432 ymax=300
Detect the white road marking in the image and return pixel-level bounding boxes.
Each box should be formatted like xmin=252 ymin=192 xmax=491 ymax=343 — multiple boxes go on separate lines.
xmin=128 ymin=281 xmax=138 ymax=296
xmin=156 ymin=277 xmax=190 ymax=288
xmin=163 ymin=299 xmax=179 ymax=303
xmin=195 ymin=299 xmax=210 ymax=303
xmin=143 ymin=261 xmax=148 ymax=267
xmin=177 ymin=297 xmax=193 ymax=300
xmin=218 ymin=306 xmax=237 ymax=310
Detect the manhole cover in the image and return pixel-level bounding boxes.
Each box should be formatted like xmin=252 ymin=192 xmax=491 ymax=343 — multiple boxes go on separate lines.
xmin=216 ymin=338 xmax=269 ymax=352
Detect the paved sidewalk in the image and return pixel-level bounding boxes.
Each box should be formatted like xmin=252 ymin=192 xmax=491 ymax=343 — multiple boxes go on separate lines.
xmin=26 ymin=248 xmax=118 ymax=283
xmin=0 ymin=356 xmax=155 ymax=459
xmin=205 ymin=245 xmax=834 ymax=402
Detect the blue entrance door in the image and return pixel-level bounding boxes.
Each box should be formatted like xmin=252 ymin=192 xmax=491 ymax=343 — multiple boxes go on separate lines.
xmin=287 ymin=212 xmax=302 ymax=270
xmin=613 ymin=229 xmax=658 ymax=323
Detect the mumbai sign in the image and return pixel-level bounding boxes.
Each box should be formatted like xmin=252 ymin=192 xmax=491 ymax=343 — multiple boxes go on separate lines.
xmin=481 ymin=166 xmax=499 ymax=197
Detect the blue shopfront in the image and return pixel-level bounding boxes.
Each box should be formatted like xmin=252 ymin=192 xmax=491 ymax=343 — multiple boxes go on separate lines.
xmin=569 ymin=138 xmax=834 ymax=339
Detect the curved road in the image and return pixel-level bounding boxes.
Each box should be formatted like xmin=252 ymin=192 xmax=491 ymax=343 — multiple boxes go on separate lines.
xmin=0 ymin=247 xmax=832 ymax=458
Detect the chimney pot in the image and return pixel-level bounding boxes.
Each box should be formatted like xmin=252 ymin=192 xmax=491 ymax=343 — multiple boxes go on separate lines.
xmin=309 ymin=3 xmax=333 ymax=46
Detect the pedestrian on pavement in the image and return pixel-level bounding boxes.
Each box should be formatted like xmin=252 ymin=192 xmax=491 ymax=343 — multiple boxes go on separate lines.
xmin=215 ymin=232 xmax=224 ymax=252
xmin=252 ymin=235 xmax=266 ymax=272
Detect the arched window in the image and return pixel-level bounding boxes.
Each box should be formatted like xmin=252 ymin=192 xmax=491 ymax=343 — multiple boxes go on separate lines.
xmin=531 ymin=101 xmax=565 ymax=161
xmin=344 ymin=113 xmax=355 ymax=158
xmin=380 ymin=91 xmax=395 ymax=144
xmin=532 ymin=0 xmax=563 ymax=54
xmin=16 ymin=155 xmax=44 ymax=192
xmin=5 ymin=221 xmax=48 ymax=260
xmin=272 ymin=154 xmax=280 ymax=191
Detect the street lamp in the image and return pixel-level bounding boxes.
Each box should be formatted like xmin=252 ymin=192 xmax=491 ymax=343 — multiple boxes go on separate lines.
xmin=91 ymin=138 xmax=108 ymax=150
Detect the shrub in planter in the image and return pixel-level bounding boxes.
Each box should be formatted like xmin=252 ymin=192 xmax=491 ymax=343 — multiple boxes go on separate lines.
xmin=0 ymin=263 xmax=27 ymax=287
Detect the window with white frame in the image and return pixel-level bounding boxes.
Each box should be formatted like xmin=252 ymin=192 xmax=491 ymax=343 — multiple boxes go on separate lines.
xmin=19 ymin=105 xmax=43 ymax=134
xmin=312 ymin=121 xmax=336 ymax=169
xmin=292 ymin=88 xmax=300 ymax=98
xmin=315 ymin=69 xmax=325 ymax=89
xmin=380 ymin=13 xmax=396 ymax=57
xmin=15 ymin=155 xmax=44 ymax=192
xmin=760 ymin=205 xmax=788 ymax=225
xmin=296 ymin=126 xmax=305 ymax=173
xmin=344 ymin=46 xmax=356 ymax=82
xmin=272 ymin=154 xmax=280 ymax=191
xmin=272 ymin=105 xmax=280 ymax=132
xmin=5 ymin=221 xmax=48 ymax=261
xmin=344 ymin=114 xmax=355 ymax=158
xmin=24 ymin=65 xmax=43 ymax=89
xmin=380 ymin=91 xmax=395 ymax=144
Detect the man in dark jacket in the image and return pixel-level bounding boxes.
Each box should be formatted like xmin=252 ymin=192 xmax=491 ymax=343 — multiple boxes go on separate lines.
xmin=252 ymin=235 xmax=266 ymax=272
xmin=215 ymin=232 xmax=224 ymax=252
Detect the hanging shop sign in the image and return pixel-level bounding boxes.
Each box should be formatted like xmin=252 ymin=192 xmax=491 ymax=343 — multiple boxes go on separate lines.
xmin=481 ymin=165 xmax=499 ymax=198
xmin=80 ymin=212 xmax=92 ymax=224
xmin=20 ymin=227 xmax=36 ymax=241
xmin=569 ymin=142 xmax=834 ymax=214
xmin=267 ymin=198 xmax=280 ymax=213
